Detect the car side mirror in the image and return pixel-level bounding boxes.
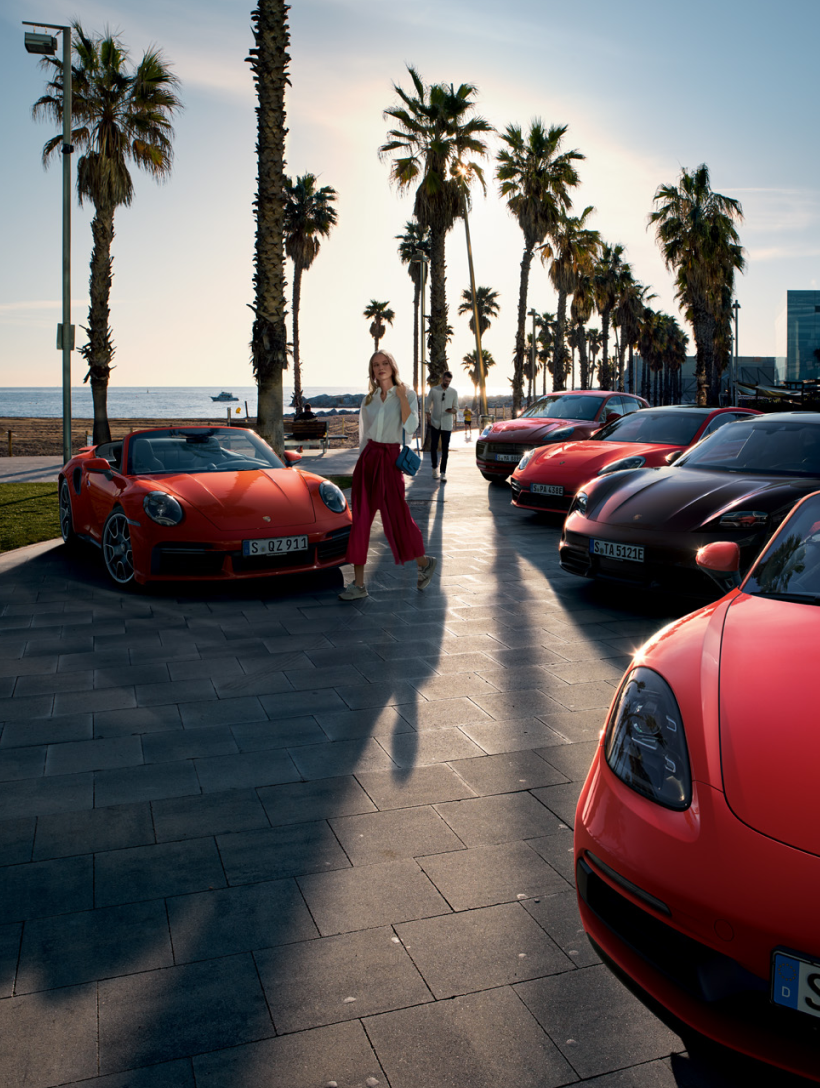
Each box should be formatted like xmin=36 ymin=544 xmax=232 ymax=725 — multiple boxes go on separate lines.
xmin=605 ymin=412 xmax=621 ymax=423
xmin=665 ymin=449 xmax=684 ymax=466
xmin=283 ymin=450 xmax=302 ymax=466
xmin=696 ymin=541 xmax=741 ymax=591
xmin=84 ymin=457 xmax=112 ymax=473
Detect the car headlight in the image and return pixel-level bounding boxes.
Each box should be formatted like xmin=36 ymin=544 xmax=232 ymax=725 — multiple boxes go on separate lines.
xmin=719 ymin=510 xmax=768 ymax=529
xmin=480 ymin=424 xmax=493 ymax=437
xmin=597 ymin=455 xmax=646 ymax=476
xmin=569 ymin=490 xmax=589 ymax=516
xmin=605 ymin=667 xmax=691 ymax=810
xmin=517 ymin=450 xmax=536 ymax=471
xmin=143 ymin=491 xmax=184 ymax=526
xmin=549 ymin=426 xmax=575 ymax=440
xmin=319 ymin=480 xmax=347 ymax=513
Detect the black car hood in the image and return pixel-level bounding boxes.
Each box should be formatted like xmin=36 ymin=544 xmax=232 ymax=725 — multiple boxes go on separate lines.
xmin=590 ymin=466 xmax=820 ymax=531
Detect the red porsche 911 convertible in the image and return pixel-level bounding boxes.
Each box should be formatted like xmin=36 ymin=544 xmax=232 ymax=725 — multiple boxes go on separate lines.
xmin=574 ymin=490 xmax=820 ymax=1081
xmin=510 ymin=405 xmax=757 ymax=515
xmin=58 ymin=427 xmax=352 ymax=586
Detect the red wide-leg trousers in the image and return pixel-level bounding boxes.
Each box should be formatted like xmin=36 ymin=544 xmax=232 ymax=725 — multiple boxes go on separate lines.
xmin=346 ymin=440 xmax=425 ymax=566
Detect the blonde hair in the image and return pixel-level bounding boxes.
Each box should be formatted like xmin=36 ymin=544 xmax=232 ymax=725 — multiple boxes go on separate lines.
xmin=364 ymin=350 xmax=401 ymax=405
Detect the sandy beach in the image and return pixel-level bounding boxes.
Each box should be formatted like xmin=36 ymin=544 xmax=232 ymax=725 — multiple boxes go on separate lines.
xmin=0 ymin=414 xmax=360 ymax=457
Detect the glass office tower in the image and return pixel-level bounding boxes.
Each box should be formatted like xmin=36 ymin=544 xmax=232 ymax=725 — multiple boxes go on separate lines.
xmin=776 ymin=291 xmax=820 ymax=381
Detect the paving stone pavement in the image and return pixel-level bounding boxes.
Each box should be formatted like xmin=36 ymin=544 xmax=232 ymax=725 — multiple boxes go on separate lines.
xmin=0 ymin=441 xmax=808 ymax=1087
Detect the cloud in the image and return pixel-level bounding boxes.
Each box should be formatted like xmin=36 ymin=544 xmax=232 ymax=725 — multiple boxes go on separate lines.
xmin=0 ymin=299 xmax=88 ymax=313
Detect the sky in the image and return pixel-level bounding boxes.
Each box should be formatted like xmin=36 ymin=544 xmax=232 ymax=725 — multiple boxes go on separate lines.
xmin=2 ymin=0 xmax=819 ymax=395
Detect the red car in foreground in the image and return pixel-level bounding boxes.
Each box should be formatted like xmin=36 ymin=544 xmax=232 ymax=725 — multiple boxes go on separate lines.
xmin=575 ymin=490 xmax=820 ymax=1081
xmin=58 ymin=427 xmax=351 ymax=586
xmin=476 ymin=390 xmax=647 ymax=482
xmin=510 ymin=406 xmax=758 ymax=515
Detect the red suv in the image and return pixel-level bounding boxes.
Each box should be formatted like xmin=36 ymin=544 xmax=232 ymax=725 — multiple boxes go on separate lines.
xmin=476 ymin=390 xmax=648 ymax=482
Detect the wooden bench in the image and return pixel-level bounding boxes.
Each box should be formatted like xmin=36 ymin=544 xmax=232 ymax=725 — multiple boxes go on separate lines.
xmin=285 ymin=419 xmax=328 ymax=454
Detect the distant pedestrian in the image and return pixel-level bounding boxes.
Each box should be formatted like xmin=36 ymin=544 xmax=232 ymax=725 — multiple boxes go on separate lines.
xmin=463 ymin=406 xmax=473 ymax=437
xmin=294 ymin=403 xmax=316 ymax=421
xmin=426 ymin=371 xmax=458 ymax=481
xmin=339 ymin=351 xmax=437 ymax=600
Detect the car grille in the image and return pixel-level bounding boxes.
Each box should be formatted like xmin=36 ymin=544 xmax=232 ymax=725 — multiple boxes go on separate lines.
xmin=478 ymin=441 xmax=529 ymax=458
xmin=151 ymin=543 xmax=226 ymax=577
xmin=316 ymin=527 xmax=351 ymax=561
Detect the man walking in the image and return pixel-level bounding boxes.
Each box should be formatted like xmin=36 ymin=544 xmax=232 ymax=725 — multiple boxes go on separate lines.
xmin=425 ymin=371 xmax=458 ymax=481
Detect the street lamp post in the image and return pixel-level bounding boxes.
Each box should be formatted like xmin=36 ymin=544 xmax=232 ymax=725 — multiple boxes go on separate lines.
xmin=411 ymin=252 xmax=429 ymax=448
xmin=24 ymin=21 xmax=73 ymax=464
xmin=527 ymin=308 xmax=538 ymax=406
xmin=731 ymin=300 xmax=741 ymax=407
xmin=456 ymin=179 xmax=488 ymax=424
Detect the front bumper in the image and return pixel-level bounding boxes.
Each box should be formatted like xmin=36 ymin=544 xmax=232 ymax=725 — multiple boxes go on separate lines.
xmin=575 ymin=752 xmax=820 ymax=1080
xmin=510 ymin=477 xmax=574 ymax=514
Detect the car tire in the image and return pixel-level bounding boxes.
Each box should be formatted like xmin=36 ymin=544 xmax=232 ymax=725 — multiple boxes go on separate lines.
xmin=102 ymin=510 xmax=136 ymax=587
xmin=58 ymin=478 xmax=77 ymax=547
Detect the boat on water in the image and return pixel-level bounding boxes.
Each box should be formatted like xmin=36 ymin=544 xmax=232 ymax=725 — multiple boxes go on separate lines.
xmin=211 ymin=391 xmax=238 ymax=402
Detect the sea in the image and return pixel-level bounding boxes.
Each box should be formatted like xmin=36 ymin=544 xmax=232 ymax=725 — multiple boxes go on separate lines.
xmin=0 ymin=387 xmax=363 ymax=419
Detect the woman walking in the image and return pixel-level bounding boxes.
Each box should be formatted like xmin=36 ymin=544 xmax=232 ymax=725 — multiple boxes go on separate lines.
xmin=339 ymin=351 xmax=437 ymax=600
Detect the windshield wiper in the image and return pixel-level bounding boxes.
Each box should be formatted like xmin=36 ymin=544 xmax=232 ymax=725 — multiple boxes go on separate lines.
xmin=752 ymin=590 xmax=820 ymax=605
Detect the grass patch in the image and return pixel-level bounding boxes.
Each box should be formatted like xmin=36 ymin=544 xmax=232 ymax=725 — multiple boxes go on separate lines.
xmin=0 ymin=483 xmax=61 ymax=554
xmin=325 ymin=475 xmax=353 ymax=489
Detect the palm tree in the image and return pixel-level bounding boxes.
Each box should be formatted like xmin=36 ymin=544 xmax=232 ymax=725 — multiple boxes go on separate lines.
xmin=284 ymin=174 xmax=338 ymax=409
xmin=592 ymin=242 xmax=626 ymax=391
xmin=535 ymin=312 xmax=556 ymax=395
xmin=458 ymin=285 xmax=500 ymax=337
xmin=570 ymin=274 xmax=595 ymax=389
xmin=540 ymin=208 xmax=601 ymax=390
xmin=247 ymin=0 xmax=290 ymax=450
xmin=364 ymin=300 xmax=395 ymax=351
xmin=587 ymin=327 xmax=602 ymax=387
xmin=33 ymin=23 xmax=182 ymax=444
xmin=381 ymin=66 xmax=492 ymax=384
xmin=462 ymin=348 xmax=496 ymax=410
xmin=496 ymin=121 xmax=584 ymax=413
xmin=396 ymin=220 xmax=430 ymax=393
xmin=613 ymin=272 xmax=654 ymax=393
xmin=650 ymin=164 xmax=744 ymax=406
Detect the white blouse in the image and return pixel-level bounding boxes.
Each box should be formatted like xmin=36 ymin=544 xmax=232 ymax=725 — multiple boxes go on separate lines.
xmin=359 ymin=386 xmax=420 ymax=447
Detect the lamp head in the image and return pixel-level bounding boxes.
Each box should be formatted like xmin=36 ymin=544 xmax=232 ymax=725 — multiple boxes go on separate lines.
xmin=25 ymin=31 xmax=57 ymax=54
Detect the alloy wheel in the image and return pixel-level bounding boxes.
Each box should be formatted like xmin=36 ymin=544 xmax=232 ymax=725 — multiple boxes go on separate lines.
xmin=58 ymin=479 xmax=75 ymax=544
xmin=102 ymin=512 xmax=135 ymax=585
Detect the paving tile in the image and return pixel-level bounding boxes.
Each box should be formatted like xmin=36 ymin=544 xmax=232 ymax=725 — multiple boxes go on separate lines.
xmin=231 ymin=716 xmax=328 ymax=751
xmin=0 ymin=816 xmax=36 ymax=865
xmin=256 ymin=925 xmax=431 ymax=1033
xmin=17 ymin=898 xmax=173 ymax=992
xmin=380 ymin=727 xmax=484 ymax=767
xmin=469 ymin=687 xmax=569 ymax=721
xmin=527 ymin=822 xmax=577 ymax=882
xmin=98 ymin=954 xmax=272 ymax=1074
xmin=0 ymin=694 xmax=53 ymax=721
xmin=53 ymin=688 xmax=136 ymax=716
xmin=45 ymin=735 xmax=143 ymax=776
xmin=168 ymin=657 xmax=243 ymax=682
xmin=524 ymin=888 xmax=601 ymax=968
xmin=435 ymin=791 xmax=563 ymax=846
xmin=395 ymin=696 xmax=493 ymax=731
xmin=407 ymin=672 xmax=500 ymax=701
xmin=211 ymin=669 xmax=294 ymax=697
xmin=257 ymin=776 xmax=377 ymax=827
xmin=218 ymin=821 xmax=351 ymax=885
xmin=34 ymin=802 xmax=155 ymax=860
xmin=0 ymin=983 xmax=98 ymax=1087
xmin=546 ymin=660 xmax=628 ymax=684
xmin=396 ymin=901 xmax=573 ymax=998
xmin=194 ymin=748 xmax=300 ymax=791
xmin=0 ymin=855 xmax=92 ymax=923
xmin=364 ymin=985 xmax=575 ymax=1088
xmin=314 ymin=704 xmax=413 ymax=740
xmin=153 ymin=788 xmax=270 ymax=841
xmin=330 ymin=805 xmax=464 ymax=865
xmin=0 ymin=744 xmax=46 ymax=782
xmin=192 ymin=1020 xmax=385 ymax=1088
xmin=14 ymin=670 xmax=94 ymax=697
xmin=178 ymin=696 xmax=268 ymax=728
xmin=287 ymin=737 xmax=396 ymax=780
xmin=448 ymin=750 xmax=569 ymax=795
xmin=297 ymin=858 xmax=450 ymax=936
xmin=354 ymin=764 xmax=476 ymax=810
xmin=350 ymin=657 xmax=440 ymax=682
xmin=260 ymin=689 xmax=347 ymax=719
xmin=94 ymin=760 xmax=201 ymax=807
xmin=515 ymin=964 xmax=683 ymax=1079
xmin=332 ymin=680 xmax=420 ymax=710
xmin=94 ymin=663 xmax=171 ymax=689
xmin=94 ymin=704 xmax=182 ymax=738
xmin=142 ymin=726 xmax=238 ymax=764
xmin=0 ymin=773 xmax=93 ymax=819
xmin=531 ymin=781 xmax=585 ymax=827
xmin=0 ymin=654 xmax=58 ymax=679
xmin=94 ymin=838 xmax=226 ymax=907
xmin=168 ymin=878 xmax=318 ymax=962
xmin=135 ymin=679 xmax=218 ymax=707
xmin=537 ymin=739 xmax=600 ymax=782
xmin=459 ymin=716 xmax=569 ymax=754
xmin=0 ymin=922 xmax=21 ymax=997
xmin=418 ymin=840 xmax=569 ymax=910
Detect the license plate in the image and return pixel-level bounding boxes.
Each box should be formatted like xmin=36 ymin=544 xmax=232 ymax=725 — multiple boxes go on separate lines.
xmin=591 ymin=539 xmax=645 ymax=562
xmin=496 ymin=453 xmax=521 ymax=463
xmin=243 ymin=535 xmax=308 ymax=556
xmin=772 ymin=950 xmax=820 ymax=1020
xmin=532 ymin=483 xmax=563 ymax=495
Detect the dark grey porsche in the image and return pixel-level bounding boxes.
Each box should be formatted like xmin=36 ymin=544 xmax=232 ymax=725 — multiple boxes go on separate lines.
xmin=559 ymin=412 xmax=820 ymax=595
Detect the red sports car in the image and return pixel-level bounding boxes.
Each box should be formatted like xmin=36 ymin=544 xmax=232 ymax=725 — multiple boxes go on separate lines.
xmin=510 ymin=406 xmax=758 ymax=515
xmin=574 ymin=490 xmax=820 ymax=1081
xmin=58 ymin=427 xmax=352 ymax=586
xmin=476 ymin=389 xmax=647 ymax=482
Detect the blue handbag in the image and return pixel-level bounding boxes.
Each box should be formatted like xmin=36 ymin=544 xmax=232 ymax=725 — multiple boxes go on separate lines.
xmin=395 ymin=428 xmax=421 ymax=476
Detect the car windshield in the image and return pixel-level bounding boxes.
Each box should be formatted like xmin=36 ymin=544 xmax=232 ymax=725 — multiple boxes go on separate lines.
xmin=127 ymin=428 xmax=285 ymax=474
xmin=520 ymin=394 xmax=605 ymax=421
xmin=676 ymin=420 xmax=820 ymax=476
xmin=744 ymin=495 xmax=820 ymax=603
xmin=594 ymin=411 xmax=705 ymax=446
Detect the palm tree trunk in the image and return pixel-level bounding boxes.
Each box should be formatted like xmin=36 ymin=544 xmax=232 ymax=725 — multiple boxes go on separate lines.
xmin=83 ymin=202 xmax=116 ymax=444
xmin=692 ymin=308 xmax=711 ymax=408
xmin=250 ymin=0 xmax=290 ymax=453
xmin=600 ymin=310 xmax=611 ymax=389
xmin=578 ymin=329 xmax=589 ymax=390
xmin=553 ymin=289 xmax=568 ymax=390
xmin=412 ymin=279 xmax=420 ymax=394
xmin=291 ymin=262 xmax=303 ymax=409
xmin=428 ymin=225 xmax=447 ymax=385
xmin=627 ymin=343 xmax=634 ymax=394
xmin=512 ymin=245 xmax=533 ymax=414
